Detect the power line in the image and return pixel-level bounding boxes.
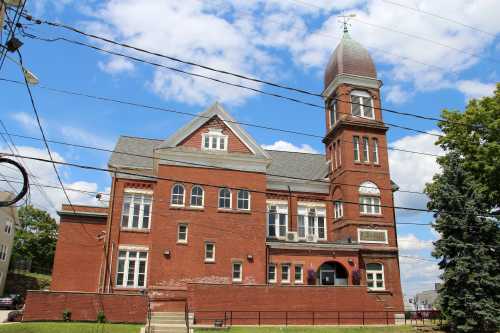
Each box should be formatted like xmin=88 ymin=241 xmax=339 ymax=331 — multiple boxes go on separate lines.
xmin=16 ymin=50 xmax=76 ymax=212
xmin=380 ymin=0 xmax=496 ymax=38
xmin=0 ymin=76 xmax=445 ymax=157
xmin=0 ymin=130 xmax=433 ymax=196
xmin=16 ymin=16 xmax=479 ymax=130
xmin=2 ymin=151 xmax=499 ymax=219
xmin=0 ymin=0 xmax=27 ymax=71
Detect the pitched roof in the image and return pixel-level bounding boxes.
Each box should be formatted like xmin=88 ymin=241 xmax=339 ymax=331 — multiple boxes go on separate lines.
xmin=108 ymin=136 xmax=328 ymax=180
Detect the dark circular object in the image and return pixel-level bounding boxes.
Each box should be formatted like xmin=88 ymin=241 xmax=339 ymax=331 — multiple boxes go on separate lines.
xmin=0 ymin=157 xmax=29 ymax=207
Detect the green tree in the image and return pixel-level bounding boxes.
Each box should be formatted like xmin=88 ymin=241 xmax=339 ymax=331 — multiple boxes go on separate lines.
xmin=11 ymin=205 xmax=58 ymax=274
xmin=425 ymin=86 xmax=500 ymax=333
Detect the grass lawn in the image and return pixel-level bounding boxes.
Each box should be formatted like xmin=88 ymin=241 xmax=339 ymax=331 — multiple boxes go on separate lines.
xmin=0 ymin=322 xmax=142 ymax=333
xmin=195 ymin=326 xmax=416 ymax=333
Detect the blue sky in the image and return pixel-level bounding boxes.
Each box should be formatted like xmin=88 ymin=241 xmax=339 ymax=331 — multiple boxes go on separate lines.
xmin=1 ymin=0 xmax=498 ymax=298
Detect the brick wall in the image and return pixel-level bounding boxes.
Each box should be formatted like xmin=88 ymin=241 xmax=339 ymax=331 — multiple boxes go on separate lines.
xmin=188 ymin=283 xmax=403 ymax=325
xmin=23 ymin=291 xmax=147 ymax=323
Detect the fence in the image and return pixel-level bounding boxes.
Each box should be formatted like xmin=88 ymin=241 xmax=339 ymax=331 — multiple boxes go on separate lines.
xmin=192 ymin=310 xmax=442 ymax=327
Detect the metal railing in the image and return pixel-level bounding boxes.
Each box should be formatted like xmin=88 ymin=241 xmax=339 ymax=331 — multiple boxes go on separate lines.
xmin=192 ymin=310 xmax=442 ymax=327
xmin=185 ymin=302 xmax=190 ymax=333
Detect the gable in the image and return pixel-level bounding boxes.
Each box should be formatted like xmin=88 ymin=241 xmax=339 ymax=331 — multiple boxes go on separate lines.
xmin=178 ymin=116 xmax=252 ymax=154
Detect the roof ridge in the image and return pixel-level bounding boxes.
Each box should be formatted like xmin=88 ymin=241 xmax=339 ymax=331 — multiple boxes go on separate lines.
xmin=120 ymin=135 xmax=163 ymax=142
xmin=264 ymin=149 xmax=325 ymax=156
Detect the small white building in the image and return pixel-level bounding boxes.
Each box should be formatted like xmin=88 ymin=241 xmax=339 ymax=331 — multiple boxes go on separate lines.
xmin=0 ymin=192 xmax=19 ymax=295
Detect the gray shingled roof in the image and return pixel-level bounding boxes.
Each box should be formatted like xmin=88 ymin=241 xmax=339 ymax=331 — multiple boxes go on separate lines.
xmin=108 ymin=136 xmax=328 ymax=180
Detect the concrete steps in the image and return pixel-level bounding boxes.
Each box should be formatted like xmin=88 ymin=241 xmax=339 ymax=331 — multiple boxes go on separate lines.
xmin=144 ymin=311 xmax=193 ymax=333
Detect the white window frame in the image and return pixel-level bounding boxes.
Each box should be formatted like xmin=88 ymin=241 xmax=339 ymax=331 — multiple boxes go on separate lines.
xmin=337 ymin=140 xmax=341 ymax=166
xmin=177 ymin=224 xmax=188 ymax=244
xmin=362 ymin=137 xmax=370 ymax=162
xmin=294 ymin=265 xmax=303 ymax=284
xmin=358 ymin=228 xmax=388 ymax=244
xmin=281 ymin=264 xmax=290 ymax=284
xmin=190 ymin=185 xmax=204 ymax=208
xmin=353 ymin=136 xmax=360 ymax=162
xmin=218 ymin=188 xmax=232 ymax=209
xmin=121 ymin=191 xmax=153 ymax=230
xmin=232 ymin=261 xmax=243 ymax=282
xmin=268 ymin=264 xmax=277 ymax=283
xmin=237 ymin=190 xmax=251 ymax=211
xmin=115 ymin=248 xmax=148 ymax=289
xmin=297 ymin=205 xmax=327 ymax=241
xmin=204 ymin=242 xmax=215 ymax=262
xmin=372 ymin=138 xmax=379 ymax=164
xmin=333 ymin=143 xmax=337 ymax=169
xmin=360 ymin=196 xmax=381 ymax=215
xmin=351 ymin=90 xmax=374 ymax=119
xmin=202 ymin=128 xmax=228 ymax=152
xmin=267 ymin=203 xmax=288 ymax=239
xmin=366 ymin=263 xmax=385 ymax=290
xmin=334 ymin=201 xmax=343 ymax=219
xmin=171 ymin=184 xmax=185 ymax=207
xmin=329 ymin=99 xmax=337 ymax=128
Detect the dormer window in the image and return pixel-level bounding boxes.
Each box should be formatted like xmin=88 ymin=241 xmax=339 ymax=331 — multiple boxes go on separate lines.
xmin=351 ymin=90 xmax=374 ymax=119
xmin=202 ymin=128 xmax=228 ymax=151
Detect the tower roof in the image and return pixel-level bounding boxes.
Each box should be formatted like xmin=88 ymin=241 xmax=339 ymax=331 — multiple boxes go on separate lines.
xmin=324 ymin=32 xmax=377 ymax=89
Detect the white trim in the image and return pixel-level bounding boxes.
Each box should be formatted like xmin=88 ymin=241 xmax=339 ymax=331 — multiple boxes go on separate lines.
xmin=118 ymin=244 xmax=150 ymax=251
xmin=351 ymin=90 xmax=375 ymax=120
xmin=294 ymin=264 xmax=303 ymax=284
xmin=204 ymin=242 xmax=215 ymax=262
xmin=358 ymin=228 xmax=388 ymax=244
xmin=232 ymin=261 xmax=243 ymax=282
xmin=177 ymin=223 xmax=188 ymax=244
xmin=362 ymin=137 xmax=370 ymax=162
xmin=268 ymin=264 xmax=277 ymax=283
xmin=236 ymin=189 xmax=251 ymax=211
xmin=266 ymin=199 xmax=288 ymax=205
xmin=372 ymin=138 xmax=379 ymax=164
xmin=359 ymin=181 xmax=380 ymax=195
xmin=267 ymin=204 xmax=288 ymax=239
xmin=218 ymin=188 xmax=232 ymax=209
xmin=297 ymin=201 xmax=326 ymax=208
xmin=115 ymin=249 xmax=148 ymax=289
xmin=171 ymin=183 xmax=186 ymax=207
xmin=121 ymin=192 xmax=153 ymax=230
xmin=281 ymin=264 xmax=290 ymax=284
xmin=323 ymin=73 xmax=382 ymax=99
xmin=366 ymin=262 xmax=385 ymax=291
xmin=124 ymin=188 xmax=153 ymax=195
xmin=190 ymin=185 xmax=205 ymax=208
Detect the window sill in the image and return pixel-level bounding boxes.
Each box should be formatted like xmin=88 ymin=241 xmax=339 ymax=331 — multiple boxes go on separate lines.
xmin=120 ymin=228 xmax=150 ymax=233
xmin=217 ymin=209 xmax=251 ymax=214
xmin=281 ymin=281 xmax=291 ymax=285
xmin=170 ymin=205 xmax=186 ymax=209
xmin=360 ymin=213 xmax=383 ymax=218
xmin=170 ymin=206 xmax=205 ymax=212
xmin=114 ymin=286 xmax=146 ymax=291
xmin=232 ymin=280 xmax=243 ymax=284
xmin=294 ymin=281 xmax=304 ymax=285
xmin=176 ymin=241 xmax=188 ymax=245
xmin=367 ymin=289 xmax=391 ymax=295
xmin=204 ymin=260 xmax=216 ymax=264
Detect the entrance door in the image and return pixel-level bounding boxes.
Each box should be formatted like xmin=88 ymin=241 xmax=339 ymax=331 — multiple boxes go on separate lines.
xmin=320 ymin=270 xmax=335 ymax=285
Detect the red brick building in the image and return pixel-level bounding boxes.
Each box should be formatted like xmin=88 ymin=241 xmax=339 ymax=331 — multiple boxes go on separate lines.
xmin=42 ymin=31 xmax=404 ymax=324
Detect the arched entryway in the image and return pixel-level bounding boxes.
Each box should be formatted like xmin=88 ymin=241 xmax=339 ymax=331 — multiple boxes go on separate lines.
xmin=317 ymin=261 xmax=348 ymax=286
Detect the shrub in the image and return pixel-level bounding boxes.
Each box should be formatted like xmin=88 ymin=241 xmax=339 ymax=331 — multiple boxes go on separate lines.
xmin=97 ymin=310 xmax=106 ymax=323
xmin=62 ymin=309 xmax=71 ymax=322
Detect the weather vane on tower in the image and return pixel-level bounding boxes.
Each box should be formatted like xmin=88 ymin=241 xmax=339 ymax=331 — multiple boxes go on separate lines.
xmin=338 ymin=13 xmax=356 ymax=33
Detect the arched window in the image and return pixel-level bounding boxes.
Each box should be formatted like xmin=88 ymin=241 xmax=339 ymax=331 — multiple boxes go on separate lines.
xmin=171 ymin=184 xmax=185 ymax=206
xmin=366 ymin=263 xmax=384 ymax=290
xmin=359 ymin=181 xmax=381 ymax=215
xmin=218 ymin=188 xmax=231 ymax=209
xmin=237 ymin=190 xmax=250 ymax=210
xmin=351 ymin=90 xmax=374 ymax=119
xmin=190 ymin=185 xmax=204 ymax=207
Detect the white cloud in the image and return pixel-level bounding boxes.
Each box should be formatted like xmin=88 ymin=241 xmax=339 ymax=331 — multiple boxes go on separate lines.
xmin=385 ymin=85 xmax=413 ymax=105
xmin=261 ymin=140 xmax=319 ymax=153
xmin=59 ymin=126 xmax=115 ymax=150
xmin=98 ymin=57 xmax=135 ymax=74
xmin=399 ymin=234 xmax=434 ymax=252
xmin=11 ymin=112 xmax=41 ymax=133
xmin=0 ymin=145 xmax=107 ymax=218
xmin=456 ymin=79 xmax=496 ymax=101
xmin=388 ymin=131 xmax=443 ymax=213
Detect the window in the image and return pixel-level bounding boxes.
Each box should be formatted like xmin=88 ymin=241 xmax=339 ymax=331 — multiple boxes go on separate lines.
xmin=116 ymin=249 xmax=148 ymax=288
xmin=358 ymin=229 xmax=388 ymax=244
xmin=351 ymin=90 xmax=374 ymax=119
xmin=329 ymin=99 xmax=337 ymax=128
xmin=359 ymin=181 xmax=381 ymax=215
xmin=4 ymin=221 xmax=12 ymax=234
xmin=366 ymin=263 xmax=385 ymax=290
xmin=362 ymin=137 xmax=370 ymax=162
xmin=268 ymin=204 xmax=288 ymax=238
xmin=177 ymin=224 xmax=188 ymax=243
xmin=232 ymin=262 xmax=242 ymax=282
xmin=332 ymin=143 xmax=337 ymax=169
xmin=237 ymin=190 xmax=250 ymax=210
xmin=218 ymin=188 xmax=231 ymax=209
xmin=268 ymin=264 xmax=277 ymax=283
xmin=121 ymin=192 xmax=152 ymax=229
xmin=372 ymin=138 xmax=379 ymax=164
xmin=334 ymin=201 xmax=343 ymax=219
xmin=297 ymin=206 xmax=326 ymax=241
xmin=353 ymin=136 xmax=360 ymax=161
xmin=281 ymin=264 xmax=290 ymax=283
xmin=337 ymin=139 xmax=341 ymax=166
xmin=294 ymin=265 xmax=303 ymax=284
xmin=171 ymin=184 xmax=185 ymax=206
xmin=190 ymin=186 xmax=204 ymax=207
xmin=202 ymin=128 xmax=228 ymax=151
xmin=0 ymin=244 xmax=7 ymax=261
xmin=205 ymin=243 xmax=215 ymax=262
